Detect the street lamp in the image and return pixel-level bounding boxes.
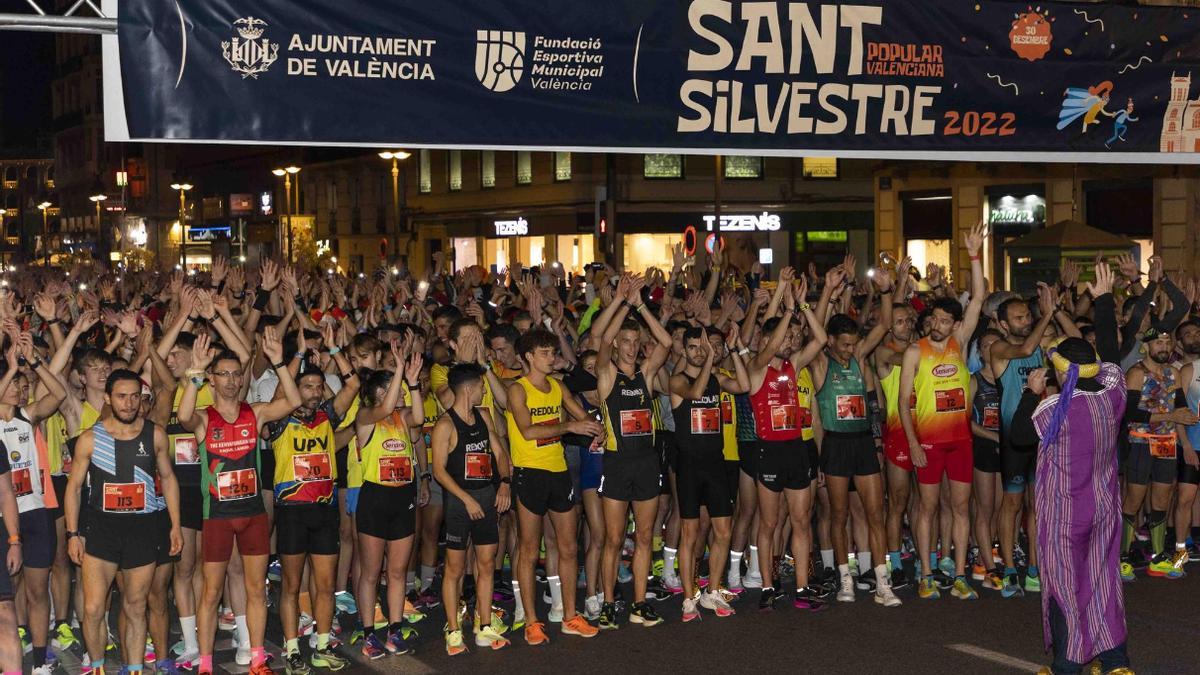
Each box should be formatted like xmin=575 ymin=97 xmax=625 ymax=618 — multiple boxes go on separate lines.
xmin=89 ymin=192 xmax=107 ymax=246
xmin=37 ymin=201 xmax=52 ymax=267
xmin=170 ymin=182 xmax=192 ymax=268
xmin=272 ymin=166 xmax=300 ymax=263
xmin=378 ymin=151 xmax=410 ymax=262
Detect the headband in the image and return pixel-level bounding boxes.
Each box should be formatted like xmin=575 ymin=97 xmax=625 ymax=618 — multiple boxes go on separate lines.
xmin=1047 ymin=337 xmax=1099 ymax=379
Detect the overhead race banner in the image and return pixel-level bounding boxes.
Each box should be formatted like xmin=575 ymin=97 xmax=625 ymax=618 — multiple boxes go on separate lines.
xmin=112 ymin=0 xmax=1200 ymax=162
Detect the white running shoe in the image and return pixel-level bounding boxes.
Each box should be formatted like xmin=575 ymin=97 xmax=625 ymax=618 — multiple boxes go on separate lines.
xmin=547 ymin=604 xmax=563 ymax=623
xmin=837 ymin=573 xmax=856 ymax=602
xmin=584 ymin=594 xmax=602 ymax=620
xmin=698 ymin=590 xmax=735 ymax=617
xmin=235 ymin=642 xmax=251 ymax=666
xmin=742 ymin=570 xmax=763 ymax=589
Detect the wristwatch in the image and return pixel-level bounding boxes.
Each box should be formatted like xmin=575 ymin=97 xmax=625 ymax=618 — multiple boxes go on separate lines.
xmin=65 ymin=531 xmax=79 ymax=540
xmin=500 ymin=476 xmax=512 ymax=485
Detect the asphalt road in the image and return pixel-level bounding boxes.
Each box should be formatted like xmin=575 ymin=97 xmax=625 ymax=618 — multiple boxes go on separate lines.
xmin=55 ymin=563 xmax=1200 ymax=674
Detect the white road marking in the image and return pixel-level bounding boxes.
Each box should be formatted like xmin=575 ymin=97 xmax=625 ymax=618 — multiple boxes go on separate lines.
xmin=945 ymin=643 xmax=1043 ymax=672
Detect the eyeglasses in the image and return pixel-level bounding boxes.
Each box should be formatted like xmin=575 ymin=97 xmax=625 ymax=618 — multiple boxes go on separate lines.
xmin=211 ymin=370 xmax=242 ymax=379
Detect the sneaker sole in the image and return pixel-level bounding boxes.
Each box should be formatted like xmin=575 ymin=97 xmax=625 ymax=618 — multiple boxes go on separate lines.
xmin=446 ymin=647 xmax=467 ymax=656
xmin=874 ymin=595 xmax=901 ymax=607
xmin=629 ymin=617 xmax=662 ymax=627
xmin=681 ymin=613 xmax=701 ymax=623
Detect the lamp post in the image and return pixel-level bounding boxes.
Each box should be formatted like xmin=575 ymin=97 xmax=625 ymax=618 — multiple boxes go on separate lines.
xmin=170 ymin=182 xmax=192 ymax=268
xmin=37 ymin=201 xmax=51 ymax=267
xmin=272 ymin=166 xmax=300 ymax=263
xmin=89 ymin=192 xmax=107 ymax=253
xmin=378 ymin=151 xmax=410 ymax=263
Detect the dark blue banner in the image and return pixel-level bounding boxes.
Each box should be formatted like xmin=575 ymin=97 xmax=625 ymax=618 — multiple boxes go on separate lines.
xmin=112 ymin=1 xmax=1200 ymax=162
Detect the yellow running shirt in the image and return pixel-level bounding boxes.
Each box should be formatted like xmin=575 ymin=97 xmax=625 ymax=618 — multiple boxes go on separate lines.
xmin=506 ymin=376 xmax=566 ymax=472
xmin=358 ymin=410 xmax=417 ymax=487
xmin=912 ymin=337 xmax=971 ymax=444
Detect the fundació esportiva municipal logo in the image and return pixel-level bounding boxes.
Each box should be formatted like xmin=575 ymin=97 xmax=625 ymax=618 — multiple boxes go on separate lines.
xmin=475 ymin=30 xmax=525 ymax=92
xmin=222 ymin=17 xmax=279 ymax=79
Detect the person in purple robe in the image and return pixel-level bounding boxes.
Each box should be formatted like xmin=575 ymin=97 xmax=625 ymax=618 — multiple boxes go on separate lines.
xmin=1009 ymin=264 xmax=1133 ymax=675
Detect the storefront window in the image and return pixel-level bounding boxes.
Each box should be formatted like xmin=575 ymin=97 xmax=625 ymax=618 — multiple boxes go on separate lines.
xmin=418 ymin=150 xmax=431 ymax=194
xmin=448 ymin=150 xmax=462 ymax=191
xmin=802 ymin=157 xmax=838 ymax=179
xmin=623 ymin=233 xmax=678 ymax=273
xmin=481 ymin=151 xmax=495 ymax=188
xmin=555 ymin=152 xmax=572 ymax=181
xmin=453 ymin=237 xmax=478 ymax=270
xmin=484 ymin=236 xmax=545 ymax=273
xmin=906 ymin=239 xmax=951 ymax=286
xmin=724 ymin=156 xmax=762 ymax=179
xmin=516 ymin=151 xmax=532 ymax=185
xmin=644 ymin=154 xmax=683 ymax=179
xmin=554 ymin=234 xmax=595 ymax=274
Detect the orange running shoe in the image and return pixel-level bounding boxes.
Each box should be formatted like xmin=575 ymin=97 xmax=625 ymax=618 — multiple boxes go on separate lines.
xmin=525 ymin=621 xmax=550 ymax=646
xmin=561 ymin=615 xmax=599 ymax=638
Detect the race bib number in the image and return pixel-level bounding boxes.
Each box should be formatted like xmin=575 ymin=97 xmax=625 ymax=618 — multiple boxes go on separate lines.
xmin=771 ymin=405 xmax=798 ymax=431
xmin=10 ymin=468 xmax=32 ymax=497
xmin=1149 ymin=434 xmax=1177 ymax=459
xmin=465 ymin=452 xmax=493 ymax=480
xmin=935 ymin=388 xmax=967 ymax=413
xmin=619 ymin=409 xmax=653 ymax=436
xmin=216 ymin=468 xmax=258 ymax=501
xmin=103 ymin=482 xmax=146 ymax=513
xmin=173 ymin=435 xmax=200 ymax=465
xmin=292 ymin=453 xmax=332 ymax=482
xmin=534 ymin=419 xmax=562 ymax=447
xmin=378 ymin=455 xmax=413 ymax=485
xmin=982 ymin=405 xmax=1000 ymax=431
xmin=835 ymin=394 xmax=866 ymax=421
xmin=720 ymin=398 xmax=733 ymax=425
xmin=690 ymin=407 xmax=721 ymax=434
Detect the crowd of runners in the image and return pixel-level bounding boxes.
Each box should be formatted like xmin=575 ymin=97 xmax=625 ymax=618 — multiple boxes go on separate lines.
xmin=0 ymin=222 xmax=1185 ymax=674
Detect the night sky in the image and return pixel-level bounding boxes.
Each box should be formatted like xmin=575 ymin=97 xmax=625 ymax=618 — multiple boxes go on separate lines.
xmin=0 ymin=8 xmax=55 ymax=151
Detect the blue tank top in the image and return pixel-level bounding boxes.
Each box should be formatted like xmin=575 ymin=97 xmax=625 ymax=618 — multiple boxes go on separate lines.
xmin=999 ymin=350 xmax=1044 ymax=432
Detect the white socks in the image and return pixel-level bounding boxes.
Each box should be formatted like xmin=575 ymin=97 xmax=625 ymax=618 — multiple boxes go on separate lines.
xmin=821 ymin=549 xmax=835 ymax=570
xmin=728 ymin=550 xmax=744 ymax=581
xmin=859 ymin=552 xmax=872 ymax=572
xmin=234 ymin=615 xmax=249 ymax=648
xmin=748 ymin=546 xmax=760 ymax=576
xmin=874 ymin=564 xmax=889 ymax=586
xmin=663 ymin=547 xmax=678 ymax=579
xmin=179 ymin=615 xmax=199 ymax=655
xmin=512 ymin=580 xmax=525 ymax=621
xmin=548 ymin=575 xmax=563 ymax=609
xmin=420 ymin=565 xmax=436 ymax=591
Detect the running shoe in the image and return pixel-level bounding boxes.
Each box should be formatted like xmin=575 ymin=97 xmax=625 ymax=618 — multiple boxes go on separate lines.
xmin=660 ymin=572 xmax=683 ymax=594
xmin=742 ymin=569 xmax=763 ymax=590
xmin=444 ymin=628 xmax=467 ymax=656
xmin=699 ymin=590 xmax=735 ymax=617
xmin=817 ymin=567 xmax=838 ymax=596
xmin=235 ymin=643 xmax=251 ymax=666
xmin=874 ymin=582 xmax=902 ymax=608
xmin=359 ymin=634 xmax=386 ymax=660
xmin=937 ymin=556 xmax=955 ymax=577
xmin=524 ymin=621 xmax=550 ymax=646
xmin=561 ymin=615 xmax=598 ymax=638
xmin=477 ymin=609 xmax=507 ymax=636
xmin=18 ymin=627 xmax=31 ymax=655
xmin=890 ymin=567 xmax=911 ymax=590
xmin=475 ymin=625 xmax=510 ymax=649
xmin=283 ymin=651 xmax=310 ymax=675
xmin=598 ymin=602 xmax=619 ymax=630
xmin=629 ymin=602 xmax=662 ymax=627
xmin=333 ymin=592 xmax=357 ymax=615
xmin=971 ymin=562 xmax=988 ymax=581
xmin=417 ymin=587 xmax=440 ymax=610
xmin=932 ymin=570 xmax=955 ymax=590
xmin=651 ymin=558 xmax=664 ymax=578
xmin=31 ymin=665 xmax=54 ymax=675
xmin=248 ymin=663 xmax=273 ymax=675
xmin=547 ymin=603 xmax=564 ymax=623
xmin=584 ymin=593 xmax=602 ymax=620
xmin=792 ymin=586 xmax=828 ymax=612
xmin=81 ymin=665 xmax=104 ymax=675
xmin=951 ymin=577 xmax=978 ymax=600
xmin=1119 ymin=561 xmax=1136 ymax=583
xmin=855 ymin=573 xmax=876 ymax=593
xmin=218 ymin=609 xmax=236 ymax=632
xmin=385 ymin=628 xmax=411 ymax=655
xmin=155 ymin=660 xmax=182 ymax=675
xmin=267 ymin=559 xmax=282 ymax=581
xmin=175 ymin=651 xmax=200 ymax=671
xmin=1148 ymin=552 xmax=1184 ymax=579
xmin=646 ymin=577 xmax=675 ymax=601
xmin=1170 ymin=548 xmax=1189 ymax=576
xmin=616 ymin=563 xmax=633 ymax=584
xmin=1014 ymin=542 xmax=1029 ymax=568
xmin=983 ymin=569 xmax=1005 ymax=591
xmin=1002 ymin=571 xmax=1024 ymax=597
xmin=758 ymin=587 xmax=783 ymax=611
xmin=918 ymin=576 xmax=941 ymax=600
xmin=347 ymin=629 xmax=364 ymax=646
xmin=681 ymin=597 xmax=701 ymax=622
xmin=836 ymin=572 xmax=855 ymax=602
xmin=309 ymin=647 xmax=349 ymax=671
xmin=492 ymin=579 xmax=514 ymax=603
xmin=52 ymin=623 xmax=79 ymax=652
xmin=298 ymin=613 xmax=315 ymax=636
xmin=1024 ymin=569 xmax=1042 ymax=593
xmin=726 ymin=573 xmax=745 ymax=594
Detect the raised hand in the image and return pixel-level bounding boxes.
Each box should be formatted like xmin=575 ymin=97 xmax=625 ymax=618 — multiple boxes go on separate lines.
xmin=1087 ymin=262 xmax=1114 ymax=298
xmin=262 ymin=325 xmax=284 ymax=364
xmin=195 ymin=289 xmax=216 ymax=320
xmin=211 ymin=256 xmax=228 ymax=284
xmin=779 ymin=266 xmax=796 ymax=285
xmin=117 ymin=311 xmax=140 ymax=337
xmin=1036 ymin=282 xmax=1056 ymax=317
xmin=192 ymin=332 xmax=215 ymax=372
xmin=964 ymin=219 xmax=987 ymax=256
xmin=403 ymin=353 xmax=422 ymax=383
xmin=33 ymin=293 xmax=55 ymax=322
xmin=76 ymin=309 xmax=99 ymax=334
xmin=1116 ymin=254 xmax=1140 ymax=281
xmin=260 ymin=259 xmax=280 ymax=292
